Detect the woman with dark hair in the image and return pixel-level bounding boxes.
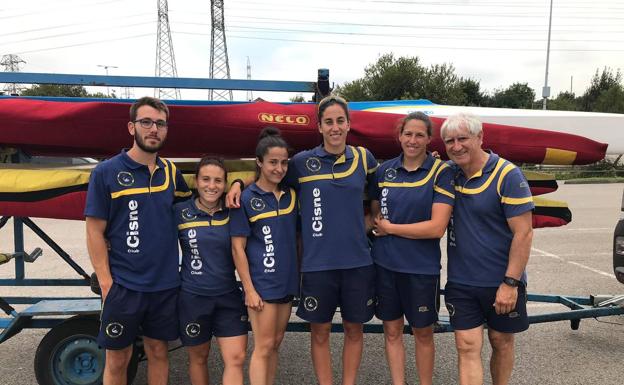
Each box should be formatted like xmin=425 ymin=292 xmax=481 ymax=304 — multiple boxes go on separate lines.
xmin=370 ymin=111 xmax=454 ymax=385
xmin=174 ymin=157 xmax=248 ymax=385
xmin=229 ymin=96 xmax=378 ymax=385
xmin=230 ymin=127 xmax=298 ymax=385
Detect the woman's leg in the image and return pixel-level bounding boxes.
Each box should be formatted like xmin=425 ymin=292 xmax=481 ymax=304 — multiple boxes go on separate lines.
xmin=383 ymin=318 xmax=406 ymax=385
xmin=342 ymin=320 xmax=364 ymax=385
xmin=267 ymin=302 xmax=292 ymax=385
xmin=248 ymin=303 xmax=279 ymax=385
xmin=412 ymin=325 xmax=435 ymax=385
xmin=217 ymin=335 xmax=248 ymax=385
xmin=310 ymin=322 xmax=333 ymax=385
xmin=186 ymin=342 xmax=211 ymax=385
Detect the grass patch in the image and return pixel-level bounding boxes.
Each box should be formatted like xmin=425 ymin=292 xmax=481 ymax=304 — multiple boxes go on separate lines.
xmin=564 ymin=177 xmax=624 ymax=184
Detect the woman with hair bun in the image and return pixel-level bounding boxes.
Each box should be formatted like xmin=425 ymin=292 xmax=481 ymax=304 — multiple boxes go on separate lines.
xmin=230 ymin=127 xmax=299 ymax=385
xmin=174 ymin=157 xmax=248 ymax=385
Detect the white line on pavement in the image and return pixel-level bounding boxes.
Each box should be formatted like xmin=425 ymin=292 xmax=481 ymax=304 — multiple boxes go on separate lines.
xmin=531 ymin=247 xmax=615 ymax=279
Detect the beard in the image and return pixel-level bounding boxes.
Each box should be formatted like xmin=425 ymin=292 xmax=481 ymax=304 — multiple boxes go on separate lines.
xmin=134 ymin=133 xmax=165 ymax=153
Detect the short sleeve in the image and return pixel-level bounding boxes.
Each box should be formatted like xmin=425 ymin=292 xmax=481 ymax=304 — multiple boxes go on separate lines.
xmin=173 ymin=165 xmax=192 ymax=201
xmin=172 ymin=202 xmax=185 ymax=228
xmin=229 ymin=205 xmax=251 ymax=237
xmin=368 ymin=163 xmax=383 ymax=201
xmin=364 ymin=148 xmax=378 ymax=187
xmin=433 ymin=164 xmax=455 ymax=206
xmin=282 ymin=157 xmax=300 ymax=190
xmin=84 ymin=166 xmax=110 ymax=220
xmin=500 ymin=166 xmax=534 ymax=218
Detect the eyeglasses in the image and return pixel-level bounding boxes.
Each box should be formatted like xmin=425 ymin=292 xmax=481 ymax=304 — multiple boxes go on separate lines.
xmin=133 ymin=118 xmax=168 ymax=130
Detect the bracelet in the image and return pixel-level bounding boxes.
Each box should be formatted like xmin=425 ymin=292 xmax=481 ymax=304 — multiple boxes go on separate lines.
xmin=231 ymin=179 xmax=245 ymax=190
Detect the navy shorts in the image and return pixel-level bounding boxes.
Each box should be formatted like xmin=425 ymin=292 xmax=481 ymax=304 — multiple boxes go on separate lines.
xmin=375 ymin=265 xmax=440 ymax=328
xmin=178 ymin=289 xmax=249 ymax=346
xmin=265 ymin=295 xmax=294 ymax=304
xmin=98 ymin=283 xmax=178 ymax=350
xmin=444 ymin=281 xmax=529 ymax=333
xmin=296 ymin=265 xmax=375 ymax=324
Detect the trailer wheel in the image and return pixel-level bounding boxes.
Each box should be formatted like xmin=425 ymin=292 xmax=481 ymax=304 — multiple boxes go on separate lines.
xmin=34 ymin=316 xmax=140 ymax=385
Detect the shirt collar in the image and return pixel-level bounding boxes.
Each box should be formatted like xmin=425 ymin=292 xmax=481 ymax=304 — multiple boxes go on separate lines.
xmin=311 ymin=144 xmax=354 ymax=162
xmin=249 ymin=183 xmax=288 ymax=200
xmin=394 ymin=152 xmax=435 ymax=172
xmin=188 ymin=197 xmax=227 ymax=218
xmin=456 ymin=150 xmax=499 ymax=179
xmin=481 ymin=150 xmax=499 ymax=173
xmin=119 ymin=149 xmax=165 ymax=171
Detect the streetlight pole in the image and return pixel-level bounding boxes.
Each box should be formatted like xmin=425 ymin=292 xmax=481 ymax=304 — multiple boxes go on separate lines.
xmin=542 ymin=0 xmax=553 ymax=110
xmin=97 ymin=64 xmax=118 ymax=97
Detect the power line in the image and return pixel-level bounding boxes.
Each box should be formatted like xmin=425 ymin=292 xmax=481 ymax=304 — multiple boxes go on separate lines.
xmin=223 ymin=33 xmax=624 ymax=52
xmin=0 ymin=21 xmax=155 ymax=47
xmin=13 ymin=33 xmax=153 ymax=55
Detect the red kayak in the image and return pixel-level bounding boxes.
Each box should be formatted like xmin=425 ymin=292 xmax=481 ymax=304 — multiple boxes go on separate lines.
xmin=0 ymin=98 xmax=607 ymax=165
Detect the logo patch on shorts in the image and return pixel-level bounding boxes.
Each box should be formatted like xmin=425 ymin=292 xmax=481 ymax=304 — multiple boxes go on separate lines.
xmin=250 ymin=197 xmax=266 ymax=211
xmin=418 ymin=306 xmax=429 ymax=312
xmin=117 ymin=172 xmax=134 ymax=187
xmin=508 ymin=311 xmax=519 ymax=318
xmin=185 ymin=322 xmax=201 ymax=338
xmin=241 ymin=315 xmax=248 ymax=322
xmin=181 ymin=208 xmax=197 ymax=221
xmin=305 ymin=157 xmax=322 ymax=173
xmin=384 ymin=168 xmax=398 ymax=181
xmin=303 ymin=296 xmax=318 ymax=311
xmin=105 ymin=322 xmax=124 ymax=338
xmin=445 ymin=303 xmax=455 ymax=317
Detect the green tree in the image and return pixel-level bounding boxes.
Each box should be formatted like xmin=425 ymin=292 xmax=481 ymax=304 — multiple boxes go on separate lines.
xmin=417 ymin=63 xmax=465 ymax=105
xmin=289 ymin=94 xmax=306 ymax=103
xmin=593 ymin=84 xmax=624 ymax=113
xmin=337 ymin=53 xmax=473 ymax=104
xmin=458 ymin=77 xmax=486 ymax=106
xmin=488 ymin=83 xmax=536 ymax=109
xmin=547 ymin=91 xmax=579 ymax=111
xmin=20 ymin=84 xmax=112 ymax=98
xmin=580 ymin=67 xmax=622 ymax=111
xmin=336 ymin=53 xmax=425 ymax=101
xmin=336 ymin=78 xmax=370 ymax=101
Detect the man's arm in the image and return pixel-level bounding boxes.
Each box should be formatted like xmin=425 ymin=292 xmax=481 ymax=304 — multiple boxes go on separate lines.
xmin=494 ymin=210 xmax=533 ymax=314
xmin=86 ymin=216 xmax=113 ymax=300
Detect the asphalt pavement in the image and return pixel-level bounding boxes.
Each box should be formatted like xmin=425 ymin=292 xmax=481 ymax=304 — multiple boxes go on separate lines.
xmin=1 ymin=182 xmax=623 ymax=384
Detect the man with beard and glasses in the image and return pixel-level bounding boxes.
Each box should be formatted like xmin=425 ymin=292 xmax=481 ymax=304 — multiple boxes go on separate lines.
xmin=85 ymin=97 xmax=191 ymax=385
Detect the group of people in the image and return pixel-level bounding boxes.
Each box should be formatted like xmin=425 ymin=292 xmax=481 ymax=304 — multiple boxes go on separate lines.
xmin=85 ymin=95 xmax=534 ymax=385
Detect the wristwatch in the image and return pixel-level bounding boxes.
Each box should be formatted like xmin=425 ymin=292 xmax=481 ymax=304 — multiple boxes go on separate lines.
xmin=503 ymin=276 xmax=521 ymax=287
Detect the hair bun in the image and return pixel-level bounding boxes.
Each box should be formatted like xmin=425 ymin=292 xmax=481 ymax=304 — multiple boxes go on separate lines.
xmin=258 ymin=126 xmax=281 ymax=140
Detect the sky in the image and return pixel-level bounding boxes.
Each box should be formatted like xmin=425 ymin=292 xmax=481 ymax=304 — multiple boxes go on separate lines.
xmin=1 ymin=0 xmax=623 ymax=102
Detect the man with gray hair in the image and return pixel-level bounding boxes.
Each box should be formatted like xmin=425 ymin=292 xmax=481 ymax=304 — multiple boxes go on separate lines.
xmin=441 ymin=112 xmax=534 ymax=385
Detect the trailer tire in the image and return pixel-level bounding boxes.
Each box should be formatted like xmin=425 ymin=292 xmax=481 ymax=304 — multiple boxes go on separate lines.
xmin=34 ymin=316 xmax=140 ymax=385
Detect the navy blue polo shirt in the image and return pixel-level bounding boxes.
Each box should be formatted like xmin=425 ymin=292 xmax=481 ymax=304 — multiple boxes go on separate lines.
xmin=284 ymin=145 xmax=378 ymax=272
xmin=84 ymin=150 xmax=191 ymax=292
xmin=174 ymin=199 xmax=238 ymax=296
xmin=229 ymin=183 xmax=299 ymax=300
xmin=369 ymin=153 xmax=455 ymax=275
xmin=447 ymin=152 xmax=534 ymax=287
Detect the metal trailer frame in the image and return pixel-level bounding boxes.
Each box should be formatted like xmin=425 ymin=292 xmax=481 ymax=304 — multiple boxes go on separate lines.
xmin=1 ymin=71 xmax=623 ymax=385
